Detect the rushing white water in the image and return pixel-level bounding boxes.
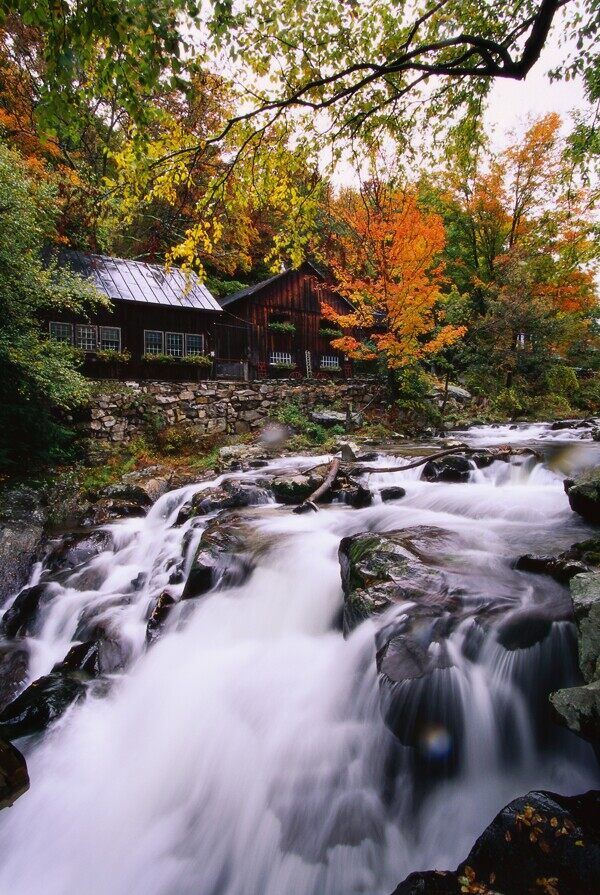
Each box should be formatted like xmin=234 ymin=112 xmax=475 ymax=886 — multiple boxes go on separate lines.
xmin=0 ymin=428 xmax=598 ymax=895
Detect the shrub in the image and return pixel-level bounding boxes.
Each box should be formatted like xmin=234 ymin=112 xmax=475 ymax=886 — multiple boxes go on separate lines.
xmin=492 ymin=387 xmax=524 ymax=418
xmin=180 ymin=354 xmax=212 ymax=366
xmin=545 ymin=365 xmax=579 ymax=397
xmin=319 ymin=327 xmax=343 ymax=339
xmin=533 ymin=393 xmax=574 ymax=420
xmin=572 ymin=376 xmax=600 ymax=412
xmin=271 ymin=361 xmax=297 ymax=370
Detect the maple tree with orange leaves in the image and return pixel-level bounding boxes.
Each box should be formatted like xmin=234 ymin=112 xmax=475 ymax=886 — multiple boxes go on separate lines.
xmin=320 ymin=182 xmax=466 ymax=371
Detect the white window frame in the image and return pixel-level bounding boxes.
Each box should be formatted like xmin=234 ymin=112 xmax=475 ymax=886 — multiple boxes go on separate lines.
xmin=165 ymin=331 xmax=184 ymax=357
xmin=320 ymin=355 xmax=341 ymax=369
xmin=75 ymin=324 xmax=98 ymax=352
xmin=99 ymin=326 xmax=121 ymax=351
xmin=49 ymin=321 xmax=73 ymax=344
xmin=270 ymin=351 xmax=293 ymax=365
xmin=144 ymin=330 xmax=164 ymax=355
xmin=185 ymin=333 xmax=205 ymax=356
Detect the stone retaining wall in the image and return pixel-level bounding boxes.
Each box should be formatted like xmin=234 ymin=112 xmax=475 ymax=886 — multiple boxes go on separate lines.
xmin=86 ymin=378 xmax=385 ymax=443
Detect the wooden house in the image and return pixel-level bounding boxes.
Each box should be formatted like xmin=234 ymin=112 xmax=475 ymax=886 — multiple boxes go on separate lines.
xmin=47 ymin=251 xmax=224 ymax=380
xmin=218 ymin=262 xmax=354 ymax=378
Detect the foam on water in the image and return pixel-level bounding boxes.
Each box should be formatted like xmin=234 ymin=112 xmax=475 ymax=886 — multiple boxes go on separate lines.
xmin=0 ymin=432 xmax=598 ymax=894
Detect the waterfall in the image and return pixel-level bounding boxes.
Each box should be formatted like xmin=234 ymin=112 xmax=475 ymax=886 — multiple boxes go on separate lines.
xmin=0 ymin=429 xmax=598 ymax=895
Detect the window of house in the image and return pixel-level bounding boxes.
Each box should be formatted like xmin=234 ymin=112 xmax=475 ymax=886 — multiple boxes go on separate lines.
xmin=185 ymin=334 xmax=204 ymax=356
xmin=165 ymin=332 xmax=184 ymax=357
xmin=270 ymin=351 xmax=293 ymax=365
xmin=321 ymin=355 xmax=341 ymax=369
xmin=99 ymin=326 xmax=121 ymax=351
xmin=49 ymin=321 xmax=73 ymax=344
xmin=144 ymin=330 xmax=164 ymax=354
xmin=75 ymin=324 xmax=97 ymax=351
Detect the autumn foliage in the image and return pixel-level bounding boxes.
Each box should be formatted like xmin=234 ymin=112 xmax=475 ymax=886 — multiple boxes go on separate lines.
xmin=321 ymin=183 xmax=466 ymax=369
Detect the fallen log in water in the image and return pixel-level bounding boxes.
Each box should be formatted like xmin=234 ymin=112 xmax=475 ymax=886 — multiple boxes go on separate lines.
xmin=293 ymin=458 xmax=340 ymax=514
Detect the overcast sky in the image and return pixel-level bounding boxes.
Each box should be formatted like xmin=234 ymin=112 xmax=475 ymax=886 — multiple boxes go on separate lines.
xmin=485 ymin=25 xmax=587 ymax=144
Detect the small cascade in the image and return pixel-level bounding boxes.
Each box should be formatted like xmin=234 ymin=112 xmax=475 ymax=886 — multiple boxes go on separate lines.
xmin=0 ymin=429 xmax=598 ymax=894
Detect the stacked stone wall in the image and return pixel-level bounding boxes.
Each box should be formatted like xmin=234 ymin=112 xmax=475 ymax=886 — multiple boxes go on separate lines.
xmin=86 ymin=378 xmax=385 ymax=443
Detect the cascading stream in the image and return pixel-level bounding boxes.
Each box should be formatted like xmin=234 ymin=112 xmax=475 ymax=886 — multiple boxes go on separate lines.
xmin=0 ymin=427 xmax=598 ymax=895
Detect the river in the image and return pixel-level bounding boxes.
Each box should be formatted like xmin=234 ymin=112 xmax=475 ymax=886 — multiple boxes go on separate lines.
xmin=0 ymin=423 xmax=598 ymax=894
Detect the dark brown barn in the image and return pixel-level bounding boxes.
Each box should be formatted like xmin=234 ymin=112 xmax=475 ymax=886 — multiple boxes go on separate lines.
xmin=47 ymin=252 xmax=224 ymax=380
xmin=218 ymin=262 xmax=354 ymax=378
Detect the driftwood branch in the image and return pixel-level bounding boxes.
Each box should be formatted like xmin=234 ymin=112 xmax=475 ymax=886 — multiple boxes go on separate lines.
xmin=293 ymin=458 xmax=340 ymax=513
xmin=354 ymin=446 xmax=479 ymax=474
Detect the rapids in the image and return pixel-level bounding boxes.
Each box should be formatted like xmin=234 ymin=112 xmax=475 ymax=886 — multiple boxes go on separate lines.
xmin=0 ymin=424 xmax=599 ymax=895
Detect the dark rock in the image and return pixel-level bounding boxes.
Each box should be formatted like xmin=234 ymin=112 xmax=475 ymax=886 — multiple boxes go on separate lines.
xmin=551 ymin=683 xmax=600 ymax=742
xmin=268 ymin=473 xmax=323 ymax=505
xmin=0 ymin=485 xmax=47 ymax=606
xmin=471 ymin=450 xmax=496 ymax=469
xmin=565 ymin=468 xmax=600 ymax=524
xmin=98 ymin=483 xmax=153 ymax=506
xmin=339 ymin=529 xmax=451 ymax=632
xmin=53 ymin=638 xmax=128 ymax=677
xmin=0 ymin=645 xmax=29 ymax=712
xmin=550 ymin=571 xmax=600 ymax=745
xmin=421 ymin=455 xmax=472 ymax=483
xmin=515 ymin=552 xmax=590 ymax=583
xmin=146 ymin=592 xmax=176 ymax=645
xmin=551 ymin=418 xmax=594 ymax=431
xmin=380 ymin=486 xmax=406 ymax=502
xmin=44 ymin=530 xmax=113 ymax=576
xmin=177 ymin=480 xmax=271 ymax=523
xmin=393 ymin=790 xmax=600 ymax=895
xmin=81 ymin=498 xmax=147 ymax=526
xmin=496 ymin=607 xmax=558 ymax=650
xmin=0 ymin=672 xmax=86 ymax=740
xmin=339 ymin=484 xmax=373 ymax=508
xmin=1 ymin=583 xmax=57 ymax=638
xmin=181 ymin=547 xmax=253 ymax=600
xmin=0 ymin=737 xmax=29 ymax=809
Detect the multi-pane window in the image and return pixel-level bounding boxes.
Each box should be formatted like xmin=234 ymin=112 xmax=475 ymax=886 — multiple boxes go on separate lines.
xmin=185 ymin=334 xmax=204 ymax=356
xmin=75 ymin=324 xmax=97 ymax=351
xmin=49 ymin=322 xmax=73 ymax=344
xmin=270 ymin=351 xmax=293 ymax=365
xmin=320 ymin=355 xmax=341 ymax=369
xmin=99 ymin=326 xmax=121 ymax=351
xmin=144 ymin=330 xmax=164 ymax=354
xmin=165 ymin=332 xmax=184 ymax=357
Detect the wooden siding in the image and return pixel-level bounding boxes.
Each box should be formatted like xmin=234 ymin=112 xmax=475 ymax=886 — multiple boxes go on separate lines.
xmin=222 ymin=266 xmax=352 ymax=376
xmin=44 ymin=301 xmax=222 ymax=380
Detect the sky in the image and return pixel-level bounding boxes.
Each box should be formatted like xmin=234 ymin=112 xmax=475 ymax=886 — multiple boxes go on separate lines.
xmin=485 ymin=25 xmax=587 ymax=144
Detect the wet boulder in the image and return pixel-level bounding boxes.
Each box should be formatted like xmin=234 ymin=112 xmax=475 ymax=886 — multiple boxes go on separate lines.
xmin=181 ymin=546 xmax=253 ymax=600
xmin=339 ymin=529 xmax=451 ymax=633
xmin=550 ymin=571 xmax=600 ymax=745
xmin=392 ymin=789 xmax=600 ymax=895
xmin=176 ymin=480 xmax=271 ymax=523
xmin=0 ymin=672 xmax=86 ymax=740
xmin=496 ymin=606 xmax=559 ymax=650
xmin=380 ymin=486 xmax=406 ymax=502
xmin=421 ymin=455 xmax=472 ymax=483
xmin=44 ymin=529 xmax=113 ymax=576
xmin=146 ymin=592 xmax=176 ymax=645
xmin=0 ymin=645 xmax=29 ymax=712
xmin=0 ymin=485 xmax=47 ymax=606
xmin=564 ymin=468 xmax=600 ymax=525
xmin=80 ymin=498 xmax=147 ymax=526
xmin=1 ymin=583 xmax=58 ymax=638
xmin=0 ymin=738 xmax=29 ymax=810
xmin=336 ymin=483 xmax=373 ymax=508
xmin=267 ymin=472 xmax=324 ymax=505
xmin=97 ymin=482 xmax=153 ymax=507
xmin=53 ymin=637 xmax=128 ymax=678
xmin=515 ymin=552 xmax=590 ymax=583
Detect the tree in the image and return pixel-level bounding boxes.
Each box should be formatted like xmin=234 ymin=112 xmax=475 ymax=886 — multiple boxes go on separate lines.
xmin=428 ymin=113 xmax=599 ymax=392
xmin=319 ymin=181 xmax=466 ymax=371
xmin=0 ymin=142 xmax=106 ymax=470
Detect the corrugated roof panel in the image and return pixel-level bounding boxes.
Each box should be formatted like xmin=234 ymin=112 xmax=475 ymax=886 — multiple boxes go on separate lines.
xmin=58 ymin=251 xmax=222 ymax=312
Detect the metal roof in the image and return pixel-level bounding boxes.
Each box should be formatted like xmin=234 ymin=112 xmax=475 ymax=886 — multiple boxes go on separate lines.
xmin=60 ymin=251 xmax=222 ymax=313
